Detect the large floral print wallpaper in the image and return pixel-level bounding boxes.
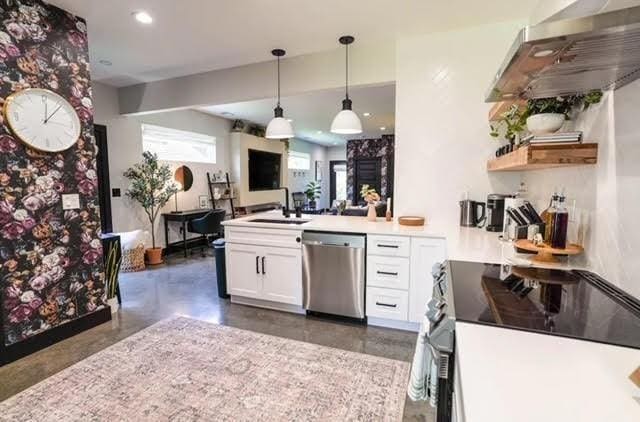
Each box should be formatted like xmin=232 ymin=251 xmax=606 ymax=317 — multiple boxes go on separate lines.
xmin=346 ymin=135 xmax=395 ymax=203
xmin=0 ymin=0 xmax=105 ymax=346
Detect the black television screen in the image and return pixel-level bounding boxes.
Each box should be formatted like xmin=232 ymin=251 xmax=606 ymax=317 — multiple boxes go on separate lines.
xmin=248 ymin=149 xmax=282 ymax=191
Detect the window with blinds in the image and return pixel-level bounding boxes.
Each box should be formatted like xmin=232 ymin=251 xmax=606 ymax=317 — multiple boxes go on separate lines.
xmin=288 ymin=150 xmax=311 ymax=170
xmin=141 ymin=123 xmax=216 ymax=164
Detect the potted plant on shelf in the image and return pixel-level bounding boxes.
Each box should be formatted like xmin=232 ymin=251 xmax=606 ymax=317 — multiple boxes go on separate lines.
xmin=124 ymin=152 xmax=178 ymax=265
xmin=304 ymin=181 xmax=321 ymax=209
xmin=360 ymin=184 xmax=380 ymax=222
xmin=489 ymin=104 xmax=527 ymax=145
xmin=525 ymin=90 xmax=603 ymax=135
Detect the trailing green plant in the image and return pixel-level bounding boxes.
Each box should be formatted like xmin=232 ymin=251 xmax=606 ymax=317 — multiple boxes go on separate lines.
xmin=525 ymin=90 xmax=603 ymax=118
xmin=304 ymin=180 xmax=321 ymax=201
xmin=124 ymin=152 xmax=178 ymax=249
xmin=105 ymin=241 xmax=122 ymax=300
xmin=489 ymin=104 xmax=527 ymax=143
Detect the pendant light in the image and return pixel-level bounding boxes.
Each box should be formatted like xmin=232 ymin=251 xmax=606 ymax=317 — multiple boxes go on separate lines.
xmin=331 ymin=35 xmax=362 ymax=135
xmin=266 ymin=49 xmax=294 ymax=139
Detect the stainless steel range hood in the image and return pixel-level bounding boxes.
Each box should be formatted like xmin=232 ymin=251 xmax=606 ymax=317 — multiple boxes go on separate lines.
xmin=486 ymin=6 xmax=640 ymax=102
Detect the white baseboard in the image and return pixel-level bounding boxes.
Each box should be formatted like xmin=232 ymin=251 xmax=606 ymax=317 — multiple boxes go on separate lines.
xmin=367 ymin=317 xmax=420 ymax=332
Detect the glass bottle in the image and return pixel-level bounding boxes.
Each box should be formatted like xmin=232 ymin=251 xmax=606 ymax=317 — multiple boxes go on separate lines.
xmin=551 ymin=195 xmax=569 ymax=249
xmin=542 ymin=193 xmax=558 ymax=243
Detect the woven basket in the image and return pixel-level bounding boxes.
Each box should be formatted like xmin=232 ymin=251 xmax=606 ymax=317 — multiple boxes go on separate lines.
xmin=121 ymin=244 xmax=146 ymax=272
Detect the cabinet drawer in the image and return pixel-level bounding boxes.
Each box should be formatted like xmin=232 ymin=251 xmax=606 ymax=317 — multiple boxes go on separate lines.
xmin=366 ymin=287 xmax=409 ymax=321
xmin=367 ymin=256 xmax=410 ymax=290
xmin=225 ymin=227 xmax=302 ymax=249
xmin=367 ymin=235 xmax=410 ymax=257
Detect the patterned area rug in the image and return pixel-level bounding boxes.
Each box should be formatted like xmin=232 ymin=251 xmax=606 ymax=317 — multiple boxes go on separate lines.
xmin=0 ymin=317 xmax=410 ymax=421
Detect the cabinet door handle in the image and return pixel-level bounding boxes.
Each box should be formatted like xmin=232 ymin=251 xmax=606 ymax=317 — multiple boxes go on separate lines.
xmin=256 ymin=256 xmax=260 ymax=274
xmin=378 ymin=244 xmax=399 ymax=249
xmin=261 ymin=256 xmax=266 ymax=275
xmin=377 ymin=271 xmax=399 ymax=276
xmin=376 ymin=302 xmax=398 ymax=308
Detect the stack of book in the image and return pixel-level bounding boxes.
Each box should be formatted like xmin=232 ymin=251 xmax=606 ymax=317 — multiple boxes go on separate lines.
xmin=522 ymin=131 xmax=582 ymax=145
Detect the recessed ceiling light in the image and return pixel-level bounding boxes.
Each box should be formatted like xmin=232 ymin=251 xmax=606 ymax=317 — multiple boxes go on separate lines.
xmin=316 ymin=130 xmax=323 ymax=134
xmin=533 ymin=49 xmax=555 ymax=58
xmin=132 ymin=11 xmax=153 ymax=24
xmin=380 ymin=126 xmax=386 ymax=131
xmin=98 ymin=59 xmax=112 ymax=66
xmin=363 ymin=112 xmax=371 ymax=117
xmin=333 ymin=142 xmax=338 ymax=145
xmin=287 ymin=118 xmax=293 ymax=122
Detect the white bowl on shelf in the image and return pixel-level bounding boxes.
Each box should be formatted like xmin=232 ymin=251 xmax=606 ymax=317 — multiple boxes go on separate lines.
xmin=526 ymin=113 xmax=565 ymax=135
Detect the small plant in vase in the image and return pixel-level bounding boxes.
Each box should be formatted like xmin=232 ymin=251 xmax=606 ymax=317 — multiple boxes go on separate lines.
xmin=360 ymin=184 xmax=380 ymax=222
xmin=525 ymin=91 xmax=602 ymax=135
xmin=304 ymin=181 xmax=321 ymax=209
xmin=124 ymin=152 xmax=179 ymax=265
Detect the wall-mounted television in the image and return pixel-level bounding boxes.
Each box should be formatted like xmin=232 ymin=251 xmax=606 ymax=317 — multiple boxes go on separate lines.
xmin=248 ymin=149 xmax=282 ymax=191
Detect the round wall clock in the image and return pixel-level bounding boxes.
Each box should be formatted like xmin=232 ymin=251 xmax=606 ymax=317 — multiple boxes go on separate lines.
xmin=3 ymin=88 xmax=81 ymax=153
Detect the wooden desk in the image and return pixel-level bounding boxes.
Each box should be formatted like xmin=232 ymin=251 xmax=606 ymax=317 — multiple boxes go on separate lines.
xmin=162 ymin=209 xmax=210 ymax=258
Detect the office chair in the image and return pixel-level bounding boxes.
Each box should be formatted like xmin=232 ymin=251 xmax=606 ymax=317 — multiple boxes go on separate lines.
xmin=187 ymin=209 xmax=226 ymax=257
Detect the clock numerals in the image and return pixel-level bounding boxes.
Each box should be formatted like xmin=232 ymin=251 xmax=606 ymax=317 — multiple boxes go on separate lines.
xmin=13 ymin=112 xmax=19 ymax=122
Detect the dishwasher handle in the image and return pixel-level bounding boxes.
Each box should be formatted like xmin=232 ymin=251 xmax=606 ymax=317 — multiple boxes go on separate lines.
xmin=302 ymin=240 xmax=360 ymax=248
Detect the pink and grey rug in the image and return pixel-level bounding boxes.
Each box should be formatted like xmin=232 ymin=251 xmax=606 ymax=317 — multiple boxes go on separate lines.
xmin=0 ymin=317 xmax=410 ymax=421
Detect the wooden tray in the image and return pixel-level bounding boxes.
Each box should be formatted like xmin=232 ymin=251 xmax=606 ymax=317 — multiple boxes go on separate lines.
xmin=514 ymin=239 xmax=583 ymax=263
xmin=398 ymin=216 xmax=425 ymax=226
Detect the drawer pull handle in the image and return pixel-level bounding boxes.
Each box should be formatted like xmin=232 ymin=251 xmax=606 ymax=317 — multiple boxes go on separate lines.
xmin=256 ymin=256 xmax=260 ymax=274
xmin=377 ymin=271 xmax=399 ymax=276
xmin=378 ymin=244 xmax=399 ymax=249
xmin=376 ymin=302 xmax=398 ymax=308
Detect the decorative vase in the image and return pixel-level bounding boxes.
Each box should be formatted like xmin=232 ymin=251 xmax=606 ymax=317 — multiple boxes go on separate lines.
xmin=146 ymin=247 xmax=163 ymax=265
xmin=526 ymin=113 xmax=565 ymax=135
xmin=367 ymin=203 xmax=377 ymax=221
xmin=107 ymin=297 xmax=119 ymax=314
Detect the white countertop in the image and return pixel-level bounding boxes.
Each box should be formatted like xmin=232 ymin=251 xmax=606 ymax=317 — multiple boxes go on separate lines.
xmin=223 ymin=211 xmax=578 ymax=268
xmin=456 ymin=322 xmax=640 ymax=422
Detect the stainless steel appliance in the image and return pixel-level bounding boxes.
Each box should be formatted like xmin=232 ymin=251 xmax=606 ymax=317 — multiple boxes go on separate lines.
xmin=486 ymin=194 xmax=508 ymax=232
xmin=302 ymin=232 xmax=366 ymax=319
xmin=459 ymin=200 xmax=486 ymax=227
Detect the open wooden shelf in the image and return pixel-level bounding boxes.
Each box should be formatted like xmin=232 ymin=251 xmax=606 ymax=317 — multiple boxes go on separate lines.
xmin=487 ymin=143 xmax=598 ymax=172
xmin=488 ymin=100 xmax=526 ymax=122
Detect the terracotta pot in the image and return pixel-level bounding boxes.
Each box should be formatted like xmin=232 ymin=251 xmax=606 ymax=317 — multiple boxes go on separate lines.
xmin=146 ymin=247 xmax=164 ymax=265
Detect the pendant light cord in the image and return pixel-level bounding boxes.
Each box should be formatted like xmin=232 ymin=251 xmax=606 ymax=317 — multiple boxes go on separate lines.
xmin=345 ymin=43 xmax=349 ymax=100
xmin=277 ymin=55 xmax=281 ymax=107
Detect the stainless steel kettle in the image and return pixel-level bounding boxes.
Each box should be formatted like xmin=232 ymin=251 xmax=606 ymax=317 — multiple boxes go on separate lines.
xmin=459 ymin=200 xmax=486 ymax=227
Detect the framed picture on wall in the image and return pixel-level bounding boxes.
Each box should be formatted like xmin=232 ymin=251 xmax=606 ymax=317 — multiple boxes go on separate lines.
xmin=198 ymin=195 xmax=210 ymax=209
xmin=315 ymin=161 xmax=323 ymax=181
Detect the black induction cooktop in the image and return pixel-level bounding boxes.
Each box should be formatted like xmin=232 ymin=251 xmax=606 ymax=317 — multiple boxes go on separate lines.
xmin=448 ymin=261 xmax=640 ymax=349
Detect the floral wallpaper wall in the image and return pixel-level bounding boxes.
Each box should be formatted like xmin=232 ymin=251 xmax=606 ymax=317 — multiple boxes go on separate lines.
xmin=0 ymin=0 xmax=105 ymax=346
xmin=346 ymin=135 xmax=395 ymax=203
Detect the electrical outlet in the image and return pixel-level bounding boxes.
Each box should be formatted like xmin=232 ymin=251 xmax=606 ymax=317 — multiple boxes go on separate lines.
xmin=61 ymin=194 xmax=80 ymax=210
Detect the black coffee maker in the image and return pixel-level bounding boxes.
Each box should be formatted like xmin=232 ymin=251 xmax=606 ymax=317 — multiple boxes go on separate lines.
xmin=486 ymin=194 xmax=509 ymax=232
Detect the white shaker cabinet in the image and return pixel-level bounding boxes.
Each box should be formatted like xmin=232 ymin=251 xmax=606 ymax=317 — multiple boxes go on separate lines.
xmin=226 ymin=243 xmax=262 ymax=299
xmin=261 ymin=246 xmax=302 ymax=305
xmin=409 ymin=237 xmax=447 ymax=323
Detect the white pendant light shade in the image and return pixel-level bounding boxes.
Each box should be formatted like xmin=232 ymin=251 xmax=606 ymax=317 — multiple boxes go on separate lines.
xmin=331 ymin=109 xmax=362 ymax=134
xmin=266 ymin=48 xmax=294 ymax=140
xmin=331 ymin=35 xmax=362 ymax=135
xmin=266 ymin=116 xmax=294 ymax=139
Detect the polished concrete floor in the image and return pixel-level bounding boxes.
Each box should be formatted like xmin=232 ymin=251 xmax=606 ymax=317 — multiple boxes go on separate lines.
xmin=0 ymin=253 xmax=433 ymax=421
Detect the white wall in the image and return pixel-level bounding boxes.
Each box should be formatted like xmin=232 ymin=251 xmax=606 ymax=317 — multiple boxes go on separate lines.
xmin=288 ymin=138 xmax=328 ymax=209
xmin=92 ymin=82 xmax=232 ymax=247
xmin=394 ymin=21 xmax=524 ymax=226
xmin=523 ymin=80 xmax=640 ymax=297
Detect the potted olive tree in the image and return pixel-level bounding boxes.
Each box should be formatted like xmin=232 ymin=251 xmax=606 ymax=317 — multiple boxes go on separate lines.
xmin=304 ymin=181 xmax=321 ymax=209
xmin=124 ymin=152 xmax=178 ymax=265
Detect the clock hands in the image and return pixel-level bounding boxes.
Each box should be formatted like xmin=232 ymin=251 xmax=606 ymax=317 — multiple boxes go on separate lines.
xmin=44 ymin=103 xmax=63 ymax=124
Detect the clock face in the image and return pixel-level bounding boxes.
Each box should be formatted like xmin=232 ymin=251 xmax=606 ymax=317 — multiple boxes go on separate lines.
xmin=3 ymin=88 xmax=81 ymax=153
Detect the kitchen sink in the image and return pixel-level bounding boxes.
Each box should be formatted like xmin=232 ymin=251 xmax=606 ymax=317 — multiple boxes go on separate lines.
xmin=249 ymin=218 xmax=311 ymax=225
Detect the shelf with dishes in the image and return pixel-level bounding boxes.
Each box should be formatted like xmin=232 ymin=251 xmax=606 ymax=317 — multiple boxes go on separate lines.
xmin=487 ymin=143 xmax=598 ymax=172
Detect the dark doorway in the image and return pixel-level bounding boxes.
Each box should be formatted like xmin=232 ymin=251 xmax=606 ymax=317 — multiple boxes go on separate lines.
xmin=353 ymin=158 xmax=382 ymax=205
xmin=329 ymin=160 xmax=347 ymax=205
xmin=94 ymin=124 xmax=113 ymax=233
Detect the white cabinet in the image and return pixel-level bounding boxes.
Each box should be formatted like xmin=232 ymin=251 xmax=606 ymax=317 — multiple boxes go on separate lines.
xmin=262 ymin=247 xmax=302 ymax=305
xmin=366 ymin=287 xmax=409 ymax=321
xmin=367 ymin=255 xmax=410 ymax=290
xmin=409 ymin=237 xmax=447 ymax=323
xmin=226 ymin=241 xmax=302 ymax=307
xmin=367 ymin=235 xmax=411 ymax=257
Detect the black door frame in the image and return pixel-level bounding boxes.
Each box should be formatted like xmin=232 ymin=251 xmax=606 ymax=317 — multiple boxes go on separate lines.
xmin=329 ymin=160 xmax=347 ymax=205
xmin=94 ymin=124 xmax=113 ymax=233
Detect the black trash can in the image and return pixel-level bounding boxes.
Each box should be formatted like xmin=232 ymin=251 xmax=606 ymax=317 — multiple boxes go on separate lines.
xmin=213 ymin=239 xmax=230 ymax=299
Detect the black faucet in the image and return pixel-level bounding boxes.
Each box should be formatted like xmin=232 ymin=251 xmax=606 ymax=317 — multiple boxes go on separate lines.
xmin=280 ymin=187 xmax=290 ymax=218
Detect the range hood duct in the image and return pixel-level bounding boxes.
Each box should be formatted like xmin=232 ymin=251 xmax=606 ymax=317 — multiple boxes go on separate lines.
xmin=486 ymin=6 xmax=640 ymax=102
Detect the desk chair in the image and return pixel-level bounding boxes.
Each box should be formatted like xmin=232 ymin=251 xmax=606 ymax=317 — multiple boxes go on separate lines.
xmin=187 ymin=209 xmax=226 ymax=257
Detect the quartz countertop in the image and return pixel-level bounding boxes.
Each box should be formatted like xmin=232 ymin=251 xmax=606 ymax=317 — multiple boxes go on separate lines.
xmin=222 ymin=211 xmax=579 ymax=268
xmin=456 ymin=322 xmax=640 ymax=422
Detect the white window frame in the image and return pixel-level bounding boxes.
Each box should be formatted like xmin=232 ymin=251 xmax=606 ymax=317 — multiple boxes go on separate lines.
xmin=141 ymin=123 xmax=216 ymax=164
xmin=288 ymin=150 xmax=311 ymax=170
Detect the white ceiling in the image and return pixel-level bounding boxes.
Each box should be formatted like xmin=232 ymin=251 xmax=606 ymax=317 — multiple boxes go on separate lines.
xmin=199 ymin=84 xmax=395 ymax=146
xmin=47 ymin=0 xmax=538 ymax=87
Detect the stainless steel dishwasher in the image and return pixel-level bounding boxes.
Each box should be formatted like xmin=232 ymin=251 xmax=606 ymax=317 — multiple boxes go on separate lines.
xmin=302 ymin=231 xmax=366 ymax=319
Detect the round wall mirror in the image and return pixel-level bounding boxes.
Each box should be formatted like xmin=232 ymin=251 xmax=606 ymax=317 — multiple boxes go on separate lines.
xmin=174 ymin=166 xmax=193 ymax=192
